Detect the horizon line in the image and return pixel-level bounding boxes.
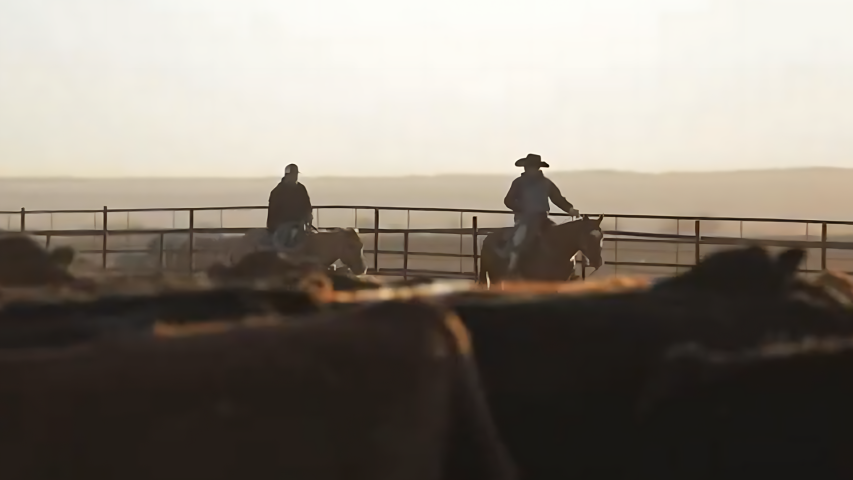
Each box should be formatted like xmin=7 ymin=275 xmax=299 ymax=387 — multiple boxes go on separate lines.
xmin=0 ymin=166 xmax=849 ymax=180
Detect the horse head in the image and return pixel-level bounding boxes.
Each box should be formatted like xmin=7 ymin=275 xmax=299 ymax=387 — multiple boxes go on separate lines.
xmin=335 ymin=228 xmax=367 ymax=275
xmin=578 ymin=215 xmax=605 ymax=272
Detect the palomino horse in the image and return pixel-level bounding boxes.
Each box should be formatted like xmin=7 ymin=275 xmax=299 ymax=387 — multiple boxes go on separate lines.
xmin=228 ymin=227 xmax=367 ymax=275
xmin=478 ymin=215 xmax=605 ymax=287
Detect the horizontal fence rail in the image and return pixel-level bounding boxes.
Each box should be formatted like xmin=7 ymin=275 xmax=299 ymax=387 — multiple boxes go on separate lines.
xmin=4 ymin=205 xmax=853 ymax=280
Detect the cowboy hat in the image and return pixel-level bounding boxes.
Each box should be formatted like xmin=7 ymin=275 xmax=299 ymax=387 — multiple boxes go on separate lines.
xmin=514 ymin=153 xmax=550 ymax=168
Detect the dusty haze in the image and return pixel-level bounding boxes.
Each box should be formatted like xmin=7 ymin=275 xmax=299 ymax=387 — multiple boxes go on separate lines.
xmin=1 ymin=168 xmax=849 ymax=216
xmin=1 ymin=168 xmax=851 ymax=231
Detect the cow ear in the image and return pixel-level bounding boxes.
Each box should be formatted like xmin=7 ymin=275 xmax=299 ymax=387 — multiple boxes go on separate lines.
xmin=777 ymin=248 xmax=805 ymax=277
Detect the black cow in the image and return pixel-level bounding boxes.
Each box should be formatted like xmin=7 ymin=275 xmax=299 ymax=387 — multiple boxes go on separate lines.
xmin=634 ymin=337 xmax=853 ymax=480
xmin=433 ymin=247 xmax=853 ymax=480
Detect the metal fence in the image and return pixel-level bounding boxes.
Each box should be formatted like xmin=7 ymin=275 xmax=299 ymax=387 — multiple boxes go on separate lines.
xmin=4 ymin=205 xmax=853 ymax=280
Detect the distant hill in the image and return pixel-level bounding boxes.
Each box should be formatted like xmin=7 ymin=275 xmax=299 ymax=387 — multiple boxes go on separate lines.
xmin=1 ymin=168 xmax=852 ymax=235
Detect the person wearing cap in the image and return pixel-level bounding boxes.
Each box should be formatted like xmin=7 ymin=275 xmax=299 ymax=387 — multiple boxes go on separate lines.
xmin=266 ymin=164 xmax=313 ymax=249
xmin=502 ymin=153 xmax=579 ymax=276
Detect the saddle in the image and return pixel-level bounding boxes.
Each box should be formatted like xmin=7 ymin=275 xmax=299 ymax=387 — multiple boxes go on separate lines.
xmin=497 ymin=219 xmax=554 ymax=259
xmin=272 ymin=222 xmax=311 ymax=252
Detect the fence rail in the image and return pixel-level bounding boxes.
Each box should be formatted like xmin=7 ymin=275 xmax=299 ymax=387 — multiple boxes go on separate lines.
xmin=4 ymin=205 xmax=853 ymax=280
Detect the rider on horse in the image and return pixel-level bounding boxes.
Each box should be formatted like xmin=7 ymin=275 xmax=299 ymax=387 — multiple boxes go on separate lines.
xmin=503 ymin=153 xmax=579 ymax=276
xmin=267 ymin=163 xmax=314 ymax=250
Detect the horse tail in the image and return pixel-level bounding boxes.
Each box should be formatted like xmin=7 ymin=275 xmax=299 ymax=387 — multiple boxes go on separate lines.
xmin=478 ymin=239 xmax=496 ymax=287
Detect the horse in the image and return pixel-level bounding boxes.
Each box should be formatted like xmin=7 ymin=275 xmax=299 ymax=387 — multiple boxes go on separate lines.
xmin=228 ymin=227 xmax=367 ymax=275
xmin=477 ymin=215 xmax=605 ymax=287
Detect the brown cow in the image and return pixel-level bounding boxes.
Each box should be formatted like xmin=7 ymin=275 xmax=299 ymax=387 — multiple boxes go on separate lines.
xmin=0 ymin=300 xmax=516 ymax=480
xmin=0 ymin=283 xmax=321 ymax=349
xmin=206 ymin=250 xmax=435 ymax=293
xmin=206 ymin=250 xmax=308 ymax=284
xmin=0 ymin=234 xmax=77 ymax=288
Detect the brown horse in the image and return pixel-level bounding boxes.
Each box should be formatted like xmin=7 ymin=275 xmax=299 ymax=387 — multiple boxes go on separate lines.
xmin=478 ymin=215 xmax=605 ymax=287
xmin=229 ymin=227 xmax=367 ymax=275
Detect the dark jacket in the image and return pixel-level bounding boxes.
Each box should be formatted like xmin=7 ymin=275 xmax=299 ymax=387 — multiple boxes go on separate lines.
xmin=266 ymin=180 xmax=312 ymax=232
xmin=503 ymin=171 xmax=574 ymax=221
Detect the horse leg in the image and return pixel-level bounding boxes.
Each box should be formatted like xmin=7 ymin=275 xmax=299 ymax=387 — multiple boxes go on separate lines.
xmin=477 ymin=258 xmax=488 ymax=286
xmin=506 ymin=224 xmax=528 ymax=277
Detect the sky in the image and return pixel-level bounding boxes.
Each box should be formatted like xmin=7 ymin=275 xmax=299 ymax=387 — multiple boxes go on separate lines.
xmin=1 ymin=0 xmax=852 ymax=177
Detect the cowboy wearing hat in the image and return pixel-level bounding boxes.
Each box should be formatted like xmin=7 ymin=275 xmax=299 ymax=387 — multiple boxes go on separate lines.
xmin=502 ymin=153 xmax=579 ymax=276
xmin=267 ymin=163 xmax=314 ymax=249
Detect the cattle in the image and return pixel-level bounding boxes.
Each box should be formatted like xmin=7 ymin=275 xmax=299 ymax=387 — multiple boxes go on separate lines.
xmin=0 ymin=300 xmax=516 ymax=480
xmin=652 ymin=245 xmax=806 ymax=298
xmin=0 ymin=285 xmax=320 ymax=349
xmin=0 ymin=234 xmax=78 ymax=288
xmin=206 ymin=251 xmax=306 ymax=284
xmin=634 ymin=337 xmax=853 ymax=480
xmin=206 ymin=250 xmax=439 ymax=293
xmin=1 ymin=243 xmax=851 ymax=479
xmin=206 ymin=251 xmax=379 ymax=290
xmin=422 ymin=247 xmax=853 ymax=480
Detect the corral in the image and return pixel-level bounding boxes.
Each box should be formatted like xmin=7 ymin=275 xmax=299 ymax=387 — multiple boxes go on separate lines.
xmin=4 ymin=204 xmax=853 ymax=280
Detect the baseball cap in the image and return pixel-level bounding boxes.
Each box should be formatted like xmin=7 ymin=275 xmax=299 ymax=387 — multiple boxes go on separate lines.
xmin=284 ymin=164 xmax=299 ymax=175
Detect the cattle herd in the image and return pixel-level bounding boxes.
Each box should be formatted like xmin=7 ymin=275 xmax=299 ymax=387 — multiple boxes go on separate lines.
xmin=2 ymin=232 xmax=853 ymax=479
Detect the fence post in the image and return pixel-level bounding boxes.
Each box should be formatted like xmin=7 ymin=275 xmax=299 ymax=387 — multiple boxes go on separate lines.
xmin=457 ymin=212 xmax=463 ymax=274
xmin=158 ymin=233 xmax=165 ymax=270
xmin=694 ymin=220 xmax=701 ymax=265
xmin=675 ymin=220 xmax=681 ymax=275
xmin=19 ymin=207 xmax=25 ymax=232
xmin=102 ymin=206 xmax=108 ymax=269
xmin=614 ymin=216 xmax=619 ymax=275
xmin=403 ymin=231 xmax=409 ymax=280
xmin=821 ymin=222 xmax=828 ymax=271
xmin=188 ymin=209 xmax=195 ymax=273
xmin=472 ymin=216 xmax=479 ymax=280
xmin=580 ymin=253 xmax=586 ymax=280
xmin=373 ymin=208 xmax=380 ymax=274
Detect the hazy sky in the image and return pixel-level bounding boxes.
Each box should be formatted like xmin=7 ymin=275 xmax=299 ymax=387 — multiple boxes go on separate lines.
xmin=1 ymin=0 xmax=852 ymax=177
